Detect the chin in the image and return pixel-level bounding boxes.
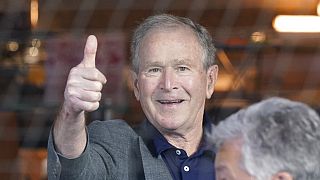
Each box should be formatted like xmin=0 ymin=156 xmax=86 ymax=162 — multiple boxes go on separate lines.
xmin=156 ymin=116 xmax=184 ymax=131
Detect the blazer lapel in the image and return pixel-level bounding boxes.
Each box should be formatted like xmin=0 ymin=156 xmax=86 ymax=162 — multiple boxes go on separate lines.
xmin=134 ymin=120 xmax=172 ymax=180
xmin=138 ymin=137 xmax=172 ymax=180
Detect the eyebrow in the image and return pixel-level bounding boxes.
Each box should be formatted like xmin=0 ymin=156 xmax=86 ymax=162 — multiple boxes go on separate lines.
xmin=142 ymin=61 xmax=163 ymax=69
xmin=173 ymin=58 xmax=193 ymax=66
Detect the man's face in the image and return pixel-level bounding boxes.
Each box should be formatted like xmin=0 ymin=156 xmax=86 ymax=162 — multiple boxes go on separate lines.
xmin=215 ymin=138 xmax=254 ymax=180
xmin=133 ymin=27 xmax=218 ymax=134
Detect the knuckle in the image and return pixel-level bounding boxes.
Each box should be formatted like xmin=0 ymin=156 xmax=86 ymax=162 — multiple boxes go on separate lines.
xmin=96 ymin=82 xmax=103 ymax=90
xmin=68 ymin=89 xmax=77 ymax=97
xmin=67 ymin=75 xmax=79 ymax=86
xmin=69 ymin=67 xmax=79 ymax=74
xmin=93 ymin=92 xmax=101 ymax=101
xmin=88 ymin=102 xmax=99 ymax=111
xmin=97 ymin=92 xmax=102 ymax=101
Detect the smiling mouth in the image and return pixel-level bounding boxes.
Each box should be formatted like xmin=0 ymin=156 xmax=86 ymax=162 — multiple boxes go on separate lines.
xmin=157 ymin=100 xmax=185 ymax=104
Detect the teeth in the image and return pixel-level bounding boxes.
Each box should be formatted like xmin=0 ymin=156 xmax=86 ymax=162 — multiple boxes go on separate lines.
xmin=158 ymin=100 xmax=183 ymax=104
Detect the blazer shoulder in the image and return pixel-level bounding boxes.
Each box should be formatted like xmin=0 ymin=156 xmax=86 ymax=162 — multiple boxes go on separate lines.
xmin=88 ymin=119 xmax=139 ymax=140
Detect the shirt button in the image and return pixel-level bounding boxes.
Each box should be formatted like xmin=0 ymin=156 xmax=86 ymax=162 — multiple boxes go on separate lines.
xmin=183 ymin=165 xmax=190 ymax=172
xmin=176 ymin=150 xmax=181 ymax=155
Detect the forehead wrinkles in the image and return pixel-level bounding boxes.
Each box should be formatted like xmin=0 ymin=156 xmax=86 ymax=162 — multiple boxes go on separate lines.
xmin=142 ymin=58 xmax=194 ymax=68
xmin=143 ymin=26 xmax=201 ymax=49
xmin=139 ymin=27 xmax=204 ymax=66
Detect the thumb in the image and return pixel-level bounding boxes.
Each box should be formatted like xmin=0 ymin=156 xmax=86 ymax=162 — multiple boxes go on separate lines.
xmin=81 ymin=35 xmax=97 ymax=68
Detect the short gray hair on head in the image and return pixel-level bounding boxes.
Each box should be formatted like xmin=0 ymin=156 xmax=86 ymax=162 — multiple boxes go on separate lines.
xmin=130 ymin=13 xmax=216 ymax=73
xmin=212 ymin=97 xmax=320 ymax=180
xmin=210 ymin=108 xmax=248 ymax=148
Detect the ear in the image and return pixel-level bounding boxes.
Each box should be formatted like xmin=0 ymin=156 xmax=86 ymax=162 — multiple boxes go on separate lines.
xmin=206 ymin=65 xmax=218 ymax=99
xmin=271 ymin=172 xmax=293 ymax=180
xmin=131 ymin=70 xmax=140 ymax=101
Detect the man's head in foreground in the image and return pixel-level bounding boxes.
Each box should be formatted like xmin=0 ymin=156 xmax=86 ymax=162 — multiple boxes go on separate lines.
xmin=212 ymin=97 xmax=320 ymax=180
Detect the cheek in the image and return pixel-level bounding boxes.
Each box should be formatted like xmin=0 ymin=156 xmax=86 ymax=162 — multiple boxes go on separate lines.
xmin=182 ymin=76 xmax=207 ymax=93
xmin=139 ymin=78 xmax=158 ymax=97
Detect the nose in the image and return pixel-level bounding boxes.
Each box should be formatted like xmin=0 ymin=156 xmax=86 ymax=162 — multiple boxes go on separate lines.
xmin=160 ymin=68 xmax=177 ymax=92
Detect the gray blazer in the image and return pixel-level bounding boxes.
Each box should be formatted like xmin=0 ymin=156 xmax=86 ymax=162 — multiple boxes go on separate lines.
xmin=47 ymin=120 xmax=173 ymax=180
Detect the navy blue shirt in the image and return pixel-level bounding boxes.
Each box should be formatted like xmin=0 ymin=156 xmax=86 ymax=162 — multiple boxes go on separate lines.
xmin=152 ymin=114 xmax=216 ymax=180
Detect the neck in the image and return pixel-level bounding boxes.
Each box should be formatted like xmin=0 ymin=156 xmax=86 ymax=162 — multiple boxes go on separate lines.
xmin=163 ymin=122 xmax=203 ymax=156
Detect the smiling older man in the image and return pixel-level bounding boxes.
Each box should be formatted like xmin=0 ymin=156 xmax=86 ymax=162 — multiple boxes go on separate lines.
xmin=47 ymin=14 xmax=218 ymax=180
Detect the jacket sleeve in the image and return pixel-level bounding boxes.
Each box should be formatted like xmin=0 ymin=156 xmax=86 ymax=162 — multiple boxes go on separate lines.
xmin=47 ymin=126 xmax=113 ymax=180
xmin=47 ymin=120 xmax=139 ymax=180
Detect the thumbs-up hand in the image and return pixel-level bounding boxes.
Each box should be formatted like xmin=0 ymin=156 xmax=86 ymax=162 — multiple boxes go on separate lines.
xmin=63 ymin=35 xmax=107 ymax=115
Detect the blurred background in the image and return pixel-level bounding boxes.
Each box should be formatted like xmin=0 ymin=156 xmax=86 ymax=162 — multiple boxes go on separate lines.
xmin=0 ymin=0 xmax=320 ymax=179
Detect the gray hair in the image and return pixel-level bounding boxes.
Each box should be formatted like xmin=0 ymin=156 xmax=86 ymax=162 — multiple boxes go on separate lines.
xmin=130 ymin=13 xmax=216 ymax=73
xmin=211 ymin=97 xmax=320 ymax=180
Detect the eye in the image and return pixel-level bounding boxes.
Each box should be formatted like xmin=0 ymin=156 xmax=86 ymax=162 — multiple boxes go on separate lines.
xmin=177 ymin=66 xmax=189 ymax=72
xmin=148 ymin=68 xmax=161 ymax=73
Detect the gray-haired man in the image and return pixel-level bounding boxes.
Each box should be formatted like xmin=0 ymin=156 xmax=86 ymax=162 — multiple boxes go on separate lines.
xmin=47 ymin=14 xmax=218 ymax=180
xmin=212 ymin=97 xmax=320 ymax=180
